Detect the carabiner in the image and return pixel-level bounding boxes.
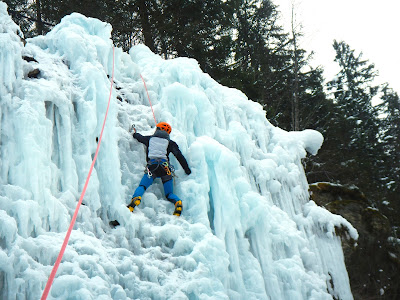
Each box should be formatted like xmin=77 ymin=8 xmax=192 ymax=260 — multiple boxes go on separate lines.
xmin=146 ymin=166 xmax=153 ymax=178
xmin=162 ymin=161 xmax=171 ymax=175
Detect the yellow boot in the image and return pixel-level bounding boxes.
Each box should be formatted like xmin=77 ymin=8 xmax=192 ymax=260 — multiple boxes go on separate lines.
xmin=173 ymin=200 xmax=182 ymax=216
xmin=127 ymin=196 xmax=141 ymax=212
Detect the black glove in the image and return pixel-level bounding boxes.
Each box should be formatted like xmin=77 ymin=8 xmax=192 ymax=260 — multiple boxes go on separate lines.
xmin=185 ymin=168 xmax=191 ymax=175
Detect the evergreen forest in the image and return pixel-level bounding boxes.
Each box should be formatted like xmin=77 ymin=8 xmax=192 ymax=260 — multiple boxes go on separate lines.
xmin=4 ymin=0 xmax=400 ymax=298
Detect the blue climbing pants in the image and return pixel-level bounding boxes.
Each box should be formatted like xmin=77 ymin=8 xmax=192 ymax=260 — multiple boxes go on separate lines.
xmin=132 ymin=174 xmax=180 ymax=204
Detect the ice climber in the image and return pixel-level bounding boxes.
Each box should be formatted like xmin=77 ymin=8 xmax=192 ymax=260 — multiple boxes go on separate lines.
xmin=128 ymin=122 xmax=191 ymax=216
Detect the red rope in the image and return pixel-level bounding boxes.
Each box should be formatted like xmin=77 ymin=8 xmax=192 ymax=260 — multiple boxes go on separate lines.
xmin=140 ymin=74 xmax=157 ymax=125
xmin=41 ymin=46 xmax=115 ymax=300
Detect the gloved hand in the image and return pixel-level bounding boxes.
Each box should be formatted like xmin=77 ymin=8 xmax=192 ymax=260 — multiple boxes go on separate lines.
xmin=130 ymin=124 xmax=136 ymax=133
xmin=185 ymin=168 xmax=191 ymax=175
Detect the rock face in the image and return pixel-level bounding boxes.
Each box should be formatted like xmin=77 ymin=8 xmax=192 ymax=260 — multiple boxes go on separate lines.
xmin=309 ymin=182 xmax=400 ymax=299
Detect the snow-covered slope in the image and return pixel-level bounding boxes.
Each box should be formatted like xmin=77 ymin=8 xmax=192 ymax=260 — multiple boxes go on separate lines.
xmin=0 ymin=3 xmax=357 ymax=299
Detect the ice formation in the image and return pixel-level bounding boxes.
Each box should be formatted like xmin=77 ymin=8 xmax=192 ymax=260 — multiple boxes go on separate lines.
xmin=0 ymin=2 xmax=357 ymax=299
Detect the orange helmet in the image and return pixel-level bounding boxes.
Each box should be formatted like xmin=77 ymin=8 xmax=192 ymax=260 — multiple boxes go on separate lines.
xmin=156 ymin=122 xmax=172 ymax=134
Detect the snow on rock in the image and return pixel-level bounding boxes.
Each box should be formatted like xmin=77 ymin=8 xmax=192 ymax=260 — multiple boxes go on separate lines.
xmin=0 ymin=4 xmax=355 ymax=300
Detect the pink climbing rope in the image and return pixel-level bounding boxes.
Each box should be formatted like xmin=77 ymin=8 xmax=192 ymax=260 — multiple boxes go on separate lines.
xmin=41 ymin=46 xmax=115 ymax=300
xmin=140 ymin=73 xmax=157 ymax=125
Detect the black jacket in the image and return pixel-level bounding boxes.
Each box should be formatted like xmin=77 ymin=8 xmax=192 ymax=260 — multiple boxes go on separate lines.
xmin=133 ymin=131 xmax=191 ymax=175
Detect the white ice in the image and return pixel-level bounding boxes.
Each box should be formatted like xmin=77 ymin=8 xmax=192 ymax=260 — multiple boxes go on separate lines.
xmin=0 ymin=2 xmax=357 ymax=299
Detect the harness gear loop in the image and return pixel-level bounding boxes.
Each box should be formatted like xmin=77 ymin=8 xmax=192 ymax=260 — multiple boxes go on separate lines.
xmin=162 ymin=161 xmax=171 ymax=175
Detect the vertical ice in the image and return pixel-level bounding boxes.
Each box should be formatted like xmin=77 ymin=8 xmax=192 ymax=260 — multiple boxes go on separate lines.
xmin=0 ymin=4 xmax=356 ymax=300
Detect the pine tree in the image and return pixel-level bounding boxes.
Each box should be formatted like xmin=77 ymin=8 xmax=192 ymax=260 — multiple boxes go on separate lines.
xmin=378 ymin=85 xmax=400 ymax=224
xmin=300 ymin=66 xmax=350 ymax=183
xmin=4 ymin=0 xmax=38 ymax=37
xmin=380 ymin=85 xmax=400 ymax=182
xmin=327 ymin=40 xmax=382 ymax=195
xmin=221 ymin=0 xmax=294 ymax=129
xmin=107 ymin=0 xmax=148 ymax=51
xmin=153 ymin=0 xmax=233 ymax=73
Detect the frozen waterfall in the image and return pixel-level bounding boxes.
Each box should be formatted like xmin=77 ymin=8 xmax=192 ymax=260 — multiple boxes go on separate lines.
xmin=0 ymin=3 xmax=357 ymax=300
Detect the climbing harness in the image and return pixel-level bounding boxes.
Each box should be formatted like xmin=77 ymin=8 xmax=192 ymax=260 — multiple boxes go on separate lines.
xmin=145 ymin=158 xmax=174 ymax=178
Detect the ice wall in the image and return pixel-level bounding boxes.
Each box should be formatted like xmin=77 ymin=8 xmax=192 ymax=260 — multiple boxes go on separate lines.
xmin=0 ymin=3 xmax=357 ymax=300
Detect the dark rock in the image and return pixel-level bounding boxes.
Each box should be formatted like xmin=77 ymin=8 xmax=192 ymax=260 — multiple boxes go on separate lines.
xmin=310 ymin=182 xmax=400 ymax=299
xmin=27 ymin=68 xmax=40 ymax=78
xmin=23 ymin=56 xmax=38 ymax=63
